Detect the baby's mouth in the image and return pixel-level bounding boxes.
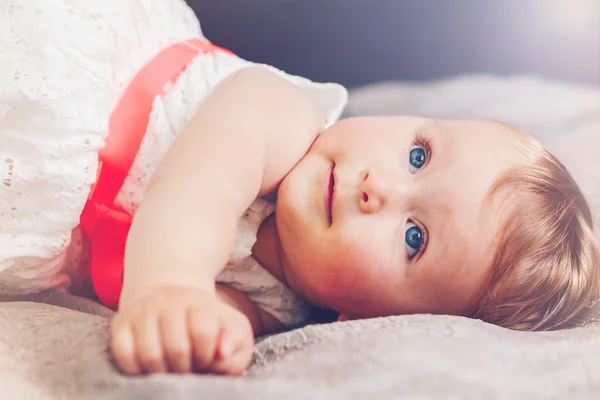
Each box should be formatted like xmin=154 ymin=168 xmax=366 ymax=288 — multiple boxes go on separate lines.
xmin=324 ymin=164 xmax=335 ymax=224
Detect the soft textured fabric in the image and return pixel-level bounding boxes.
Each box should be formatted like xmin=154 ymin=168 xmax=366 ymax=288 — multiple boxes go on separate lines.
xmin=0 ymin=0 xmax=348 ymax=320
xmin=2 ymin=301 xmax=600 ymax=400
xmin=0 ymin=0 xmax=203 ymax=295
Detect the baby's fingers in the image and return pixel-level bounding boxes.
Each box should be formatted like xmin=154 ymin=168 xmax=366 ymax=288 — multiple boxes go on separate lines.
xmin=188 ymin=308 xmax=220 ymax=372
xmin=110 ymin=321 xmax=141 ymax=375
xmin=133 ymin=310 xmax=168 ymax=374
xmin=160 ymin=309 xmax=192 ymax=373
xmin=211 ymin=329 xmax=254 ymax=376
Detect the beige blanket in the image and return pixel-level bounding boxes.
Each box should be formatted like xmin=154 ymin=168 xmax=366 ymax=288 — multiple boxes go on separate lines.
xmin=2 ymin=300 xmax=600 ymax=399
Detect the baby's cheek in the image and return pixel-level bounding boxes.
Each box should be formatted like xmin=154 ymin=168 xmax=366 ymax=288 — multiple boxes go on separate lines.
xmin=318 ymin=245 xmax=388 ymax=311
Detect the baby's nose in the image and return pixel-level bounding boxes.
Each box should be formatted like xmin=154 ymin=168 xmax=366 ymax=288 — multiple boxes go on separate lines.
xmin=359 ymin=168 xmax=406 ymax=213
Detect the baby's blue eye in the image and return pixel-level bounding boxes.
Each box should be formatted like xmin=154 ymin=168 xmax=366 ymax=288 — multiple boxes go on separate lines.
xmin=405 ymin=222 xmax=423 ymax=258
xmin=409 ymin=146 xmax=427 ymax=174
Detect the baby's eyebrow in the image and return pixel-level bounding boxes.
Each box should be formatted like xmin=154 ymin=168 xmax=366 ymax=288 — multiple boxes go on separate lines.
xmin=419 ymin=118 xmax=452 ymax=136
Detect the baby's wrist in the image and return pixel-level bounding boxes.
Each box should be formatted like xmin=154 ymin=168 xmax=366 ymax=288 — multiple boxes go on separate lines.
xmin=119 ymin=281 xmax=216 ymax=309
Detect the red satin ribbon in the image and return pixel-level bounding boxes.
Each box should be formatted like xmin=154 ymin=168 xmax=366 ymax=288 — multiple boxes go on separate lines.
xmin=80 ymin=38 xmax=232 ymax=309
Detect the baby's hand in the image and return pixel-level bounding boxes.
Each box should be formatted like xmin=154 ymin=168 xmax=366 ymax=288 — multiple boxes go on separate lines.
xmin=110 ymin=285 xmax=254 ymax=375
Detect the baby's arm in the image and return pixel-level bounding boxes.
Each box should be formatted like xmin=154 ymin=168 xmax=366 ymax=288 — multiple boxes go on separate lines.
xmin=121 ymin=67 xmax=322 ymax=304
xmin=110 ymin=67 xmax=323 ymax=375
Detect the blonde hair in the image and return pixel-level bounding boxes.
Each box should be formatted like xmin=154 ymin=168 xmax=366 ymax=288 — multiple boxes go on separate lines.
xmin=470 ymin=127 xmax=600 ymax=331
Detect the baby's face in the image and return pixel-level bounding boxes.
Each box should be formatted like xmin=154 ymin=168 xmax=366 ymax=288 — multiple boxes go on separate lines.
xmin=276 ymin=117 xmax=524 ymax=320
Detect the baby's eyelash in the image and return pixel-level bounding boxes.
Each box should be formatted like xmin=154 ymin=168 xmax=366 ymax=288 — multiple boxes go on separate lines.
xmin=409 ymin=219 xmax=429 ymax=262
xmin=414 ymin=132 xmax=432 ymax=160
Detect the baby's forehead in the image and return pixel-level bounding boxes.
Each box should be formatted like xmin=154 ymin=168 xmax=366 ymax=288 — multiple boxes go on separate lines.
xmin=449 ymin=119 xmax=539 ymax=162
xmin=442 ymin=118 xmax=520 ymax=137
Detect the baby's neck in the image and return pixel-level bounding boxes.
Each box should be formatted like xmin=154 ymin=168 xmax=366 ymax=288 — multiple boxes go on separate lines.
xmin=251 ymin=214 xmax=288 ymax=286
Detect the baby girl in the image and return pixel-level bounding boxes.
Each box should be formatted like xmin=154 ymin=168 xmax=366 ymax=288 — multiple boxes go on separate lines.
xmin=1 ymin=0 xmax=598 ymax=376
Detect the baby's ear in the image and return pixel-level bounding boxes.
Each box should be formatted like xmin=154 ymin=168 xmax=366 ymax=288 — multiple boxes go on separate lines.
xmin=337 ymin=314 xmax=350 ymax=322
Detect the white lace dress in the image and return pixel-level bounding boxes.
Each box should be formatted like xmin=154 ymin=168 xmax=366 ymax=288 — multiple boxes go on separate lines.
xmin=0 ymin=0 xmax=347 ymax=326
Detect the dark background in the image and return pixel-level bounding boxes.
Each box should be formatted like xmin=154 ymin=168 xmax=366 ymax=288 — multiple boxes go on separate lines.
xmin=188 ymin=0 xmax=600 ymax=89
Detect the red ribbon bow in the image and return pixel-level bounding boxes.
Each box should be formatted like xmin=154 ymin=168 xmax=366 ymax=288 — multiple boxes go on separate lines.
xmin=80 ymin=38 xmax=232 ymax=309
